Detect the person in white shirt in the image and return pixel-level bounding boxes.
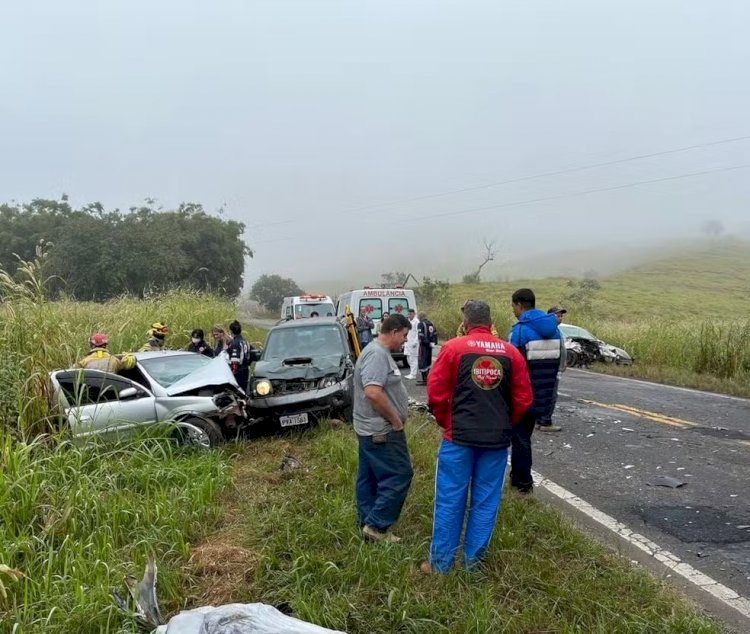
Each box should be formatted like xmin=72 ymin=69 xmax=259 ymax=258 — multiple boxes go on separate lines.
xmin=404 ymin=308 xmax=420 ymax=379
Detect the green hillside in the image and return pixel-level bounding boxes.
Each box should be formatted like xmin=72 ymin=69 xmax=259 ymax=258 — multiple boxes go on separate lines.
xmin=421 ymin=239 xmax=750 ymax=396
xmin=426 ymin=239 xmax=750 ymax=327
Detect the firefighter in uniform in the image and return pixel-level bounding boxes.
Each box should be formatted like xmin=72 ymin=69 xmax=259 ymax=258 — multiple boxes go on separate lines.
xmin=140 ymin=322 xmax=169 ymax=352
xmin=78 ymin=332 xmax=137 ymax=373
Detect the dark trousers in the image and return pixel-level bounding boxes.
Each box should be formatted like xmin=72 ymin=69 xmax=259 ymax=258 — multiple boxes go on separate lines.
xmin=356 ymin=431 xmax=413 ymax=531
xmin=418 ymin=343 xmax=433 ymax=381
xmin=538 ymin=374 xmax=560 ymax=425
xmin=510 ymin=413 xmax=536 ymax=490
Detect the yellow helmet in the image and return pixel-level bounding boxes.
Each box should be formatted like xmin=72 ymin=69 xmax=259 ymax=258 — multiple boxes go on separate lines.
xmin=148 ymin=322 xmax=169 ymax=339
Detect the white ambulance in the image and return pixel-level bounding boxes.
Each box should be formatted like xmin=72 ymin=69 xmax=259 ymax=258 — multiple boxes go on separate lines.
xmin=335 ymin=287 xmax=418 ymax=366
xmin=280 ymin=294 xmax=336 ymax=321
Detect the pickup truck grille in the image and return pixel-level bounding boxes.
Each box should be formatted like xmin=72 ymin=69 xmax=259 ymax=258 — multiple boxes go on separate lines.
xmin=271 ymin=379 xmax=317 ymax=395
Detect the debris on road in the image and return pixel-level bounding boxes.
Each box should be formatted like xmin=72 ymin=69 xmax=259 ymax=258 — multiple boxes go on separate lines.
xmin=621 ymin=427 xmax=634 ymax=432
xmin=563 ymin=443 xmax=572 ymax=449
xmin=623 ymin=465 xmax=635 ymax=469
xmin=646 ymin=476 xmax=687 ymax=488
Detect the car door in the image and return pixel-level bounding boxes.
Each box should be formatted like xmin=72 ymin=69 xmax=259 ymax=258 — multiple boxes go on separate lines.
xmin=52 ymin=370 xmax=158 ymax=439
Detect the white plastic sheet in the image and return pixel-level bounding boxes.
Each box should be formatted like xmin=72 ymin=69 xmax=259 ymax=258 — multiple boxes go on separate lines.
xmin=153 ymin=603 xmax=346 ymax=634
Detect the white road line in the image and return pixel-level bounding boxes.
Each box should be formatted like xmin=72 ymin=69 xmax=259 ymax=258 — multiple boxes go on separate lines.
xmin=532 ymin=469 xmax=750 ymax=621
xmin=568 ymin=369 xmax=750 ymax=403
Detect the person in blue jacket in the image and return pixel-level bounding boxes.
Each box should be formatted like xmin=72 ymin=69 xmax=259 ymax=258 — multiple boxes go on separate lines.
xmin=508 ymin=288 xmax=563 ymax=494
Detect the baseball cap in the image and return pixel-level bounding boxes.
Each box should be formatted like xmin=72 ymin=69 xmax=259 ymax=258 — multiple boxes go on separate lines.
xmin=547 ymin=306 xmax=567 ymax=315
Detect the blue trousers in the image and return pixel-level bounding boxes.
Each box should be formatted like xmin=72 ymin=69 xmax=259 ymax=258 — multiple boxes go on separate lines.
xmin=429 ymin=439 xmax=508 ymax=573
xmin=356 ymin=431 xmax=413 ymax=531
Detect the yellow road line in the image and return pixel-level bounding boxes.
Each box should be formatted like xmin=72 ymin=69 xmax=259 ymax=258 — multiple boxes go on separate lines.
xmin=577 ymin=398 xmax=697 ymax=429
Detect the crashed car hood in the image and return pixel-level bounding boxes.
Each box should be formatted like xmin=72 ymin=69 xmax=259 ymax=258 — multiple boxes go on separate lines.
xmin=254 ymin=354 xmax=344 ymax=380
xmin=165 ymin=356 xmax=241 ymax=396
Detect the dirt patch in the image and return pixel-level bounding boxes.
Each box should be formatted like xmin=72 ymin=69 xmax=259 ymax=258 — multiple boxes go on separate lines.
xmin=188 ymin=541 xmax=260 ymax=605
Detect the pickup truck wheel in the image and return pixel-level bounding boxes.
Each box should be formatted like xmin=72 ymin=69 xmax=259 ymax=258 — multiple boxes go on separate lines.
xmin=176 ymin=417 xmax=224 ymax=448
xmin=339 ymin=403 xmax=354 ymax=423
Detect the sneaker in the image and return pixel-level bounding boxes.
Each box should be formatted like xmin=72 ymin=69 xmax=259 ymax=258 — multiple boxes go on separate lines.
xmin=536 ymin=423 xmax=562 ymax=432
xmin=403 ymin=374 xmax=416 ymax=380
xmin=419 ymin=561 xmax=434 ymax=574
xmin=362 ymin=525 xmax=401 ymax=543
xmin=515 ymin=486 xmax=534 ymax=496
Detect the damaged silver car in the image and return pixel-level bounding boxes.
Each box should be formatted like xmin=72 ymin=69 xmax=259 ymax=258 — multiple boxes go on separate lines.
xmin=49 ymin=351 xmax=246 ymax=447
xmin=559 ymin=324 xmax=634 ymax=367
xmin=247 ymin=317 xmax=354 ymax=429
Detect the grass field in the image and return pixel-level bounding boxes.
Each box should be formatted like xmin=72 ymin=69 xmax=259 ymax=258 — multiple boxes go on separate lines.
xmin=184 ymin=421 xmax=721 ymax=633
xmin=421 ymin=239 xmax=750 ymax=396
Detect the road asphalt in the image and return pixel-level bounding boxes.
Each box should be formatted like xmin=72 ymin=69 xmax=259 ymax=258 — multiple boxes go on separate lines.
xmin=402 ymin=365 xmax=750 ymax=628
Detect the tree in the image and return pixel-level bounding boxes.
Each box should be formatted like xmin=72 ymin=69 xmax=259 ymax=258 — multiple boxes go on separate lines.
xmin=380 ymin=271 xmax=408 ymax=287
xmin=0 ymin=198 xmax=252 ymax=299
xmin=250 ymin=274 xmax=305 ymax=313
xmin=701 ymin=219 xmax=724 ymax=238
xmin=462 ymin=239 xmax=496 ymax=284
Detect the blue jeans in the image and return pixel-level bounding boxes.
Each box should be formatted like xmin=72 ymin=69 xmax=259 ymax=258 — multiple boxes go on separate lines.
xmin=429 ymin=439 xmax=508 ymax=573
xmin=356 ymin=431 xmax=413 ymax=531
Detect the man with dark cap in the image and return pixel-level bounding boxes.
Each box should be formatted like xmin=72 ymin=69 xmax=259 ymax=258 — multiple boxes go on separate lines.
xmin=539 ymin=306 xmax=568 ymax=429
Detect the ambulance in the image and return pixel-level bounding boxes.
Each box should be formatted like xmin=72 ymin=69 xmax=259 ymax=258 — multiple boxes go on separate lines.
xmin=280 ymin=294 xmax=336 ymax=321
xmin=335 ymin=287 xmax=418 ymax=366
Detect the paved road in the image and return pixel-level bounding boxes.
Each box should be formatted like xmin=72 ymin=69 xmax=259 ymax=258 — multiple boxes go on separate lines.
xmin=403 ymin=367 xmax=750 ymax=602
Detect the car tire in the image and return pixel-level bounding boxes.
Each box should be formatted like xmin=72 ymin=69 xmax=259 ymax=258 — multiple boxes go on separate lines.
xmin=176 ymin=416 xmax=224 ymax=448
xmin=566 ymin=350 xmax=579 ymax=368
xmin=339 ymin=403 xmax=354 ymax=423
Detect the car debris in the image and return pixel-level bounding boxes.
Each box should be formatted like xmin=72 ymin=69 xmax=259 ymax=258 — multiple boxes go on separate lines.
xmin=113 ymin=559 xmax=344 ymax=633
xmin=278 ymin=454 xmax=305 ymax=472
xmin=646 ymin=476 xmax=687 ymax=488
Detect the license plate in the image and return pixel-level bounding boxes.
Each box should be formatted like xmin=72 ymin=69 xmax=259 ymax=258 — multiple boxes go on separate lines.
xmin=279 ymin=412 xmax=309 ymax=427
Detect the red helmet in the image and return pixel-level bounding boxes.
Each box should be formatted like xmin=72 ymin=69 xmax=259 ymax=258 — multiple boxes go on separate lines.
xmin=89 ymin=332 xmax=109 ymax=347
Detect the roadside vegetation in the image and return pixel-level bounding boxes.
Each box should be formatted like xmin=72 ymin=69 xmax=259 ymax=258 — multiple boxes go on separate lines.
xmin=185 ymin=420 xmax=721 ymax=633
xmin=0 ymin=243 xmax=737 ymax=632
xmin=419 ymin=239 xmax=750 ymax=397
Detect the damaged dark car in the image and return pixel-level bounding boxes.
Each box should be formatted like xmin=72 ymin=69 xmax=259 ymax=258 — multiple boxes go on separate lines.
xmin=247 ymin=317 xmax=355 ymax=429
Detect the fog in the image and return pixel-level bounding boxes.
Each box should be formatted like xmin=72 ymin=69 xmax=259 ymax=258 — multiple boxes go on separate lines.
xmin=2 ymin=0 xmax=749 ymax=290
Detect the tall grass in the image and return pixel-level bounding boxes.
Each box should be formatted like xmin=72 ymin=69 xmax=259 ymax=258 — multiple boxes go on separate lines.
xmin=0 ymin=435 xmax=231 ymax=633
xmin=423 ymin=296 xmax=750 ymax=394
xmin=0 ymin=251 xmax=256 ymax=631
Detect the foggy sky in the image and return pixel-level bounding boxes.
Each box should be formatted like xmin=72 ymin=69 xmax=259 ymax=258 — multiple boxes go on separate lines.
xmin=2 ymin=0 xmax=749 ymax=289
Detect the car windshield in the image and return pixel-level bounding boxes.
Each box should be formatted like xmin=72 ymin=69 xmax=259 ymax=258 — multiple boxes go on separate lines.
xmin=559 ymin=324 xmax=596 ymax=340
xmin=264 ymin=324 xmax=345 ymax=360
xmin=295 ymin=302 xmax=335 ymax=318
xmin=139 ymin=354 xmax=213 ymax=388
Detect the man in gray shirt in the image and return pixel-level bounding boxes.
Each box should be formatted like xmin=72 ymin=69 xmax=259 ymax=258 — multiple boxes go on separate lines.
xmin=353 ymin=312 xmax=413 ymax=543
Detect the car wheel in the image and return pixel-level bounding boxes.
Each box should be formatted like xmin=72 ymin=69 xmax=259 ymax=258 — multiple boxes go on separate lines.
xmin=176 ymin=416 xmax=224 ymax=448
xmin=566 ymin=350 xmax=579 ymax=368
xmin=339 ymin=403 xmax=354 ymax=423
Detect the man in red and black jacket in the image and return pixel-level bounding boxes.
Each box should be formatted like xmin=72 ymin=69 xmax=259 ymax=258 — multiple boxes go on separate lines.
xmin=421 ymin=300 xmax=533 ymax=574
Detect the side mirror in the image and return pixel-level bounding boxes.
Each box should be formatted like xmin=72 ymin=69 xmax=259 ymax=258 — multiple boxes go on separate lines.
xmin=119 ymin=387 xmax=139 ymax=400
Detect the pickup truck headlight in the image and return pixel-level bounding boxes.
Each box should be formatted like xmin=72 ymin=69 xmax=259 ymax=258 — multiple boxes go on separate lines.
xmin=254 ymin=379 xmax=272 ymax=396
xmin=318 ymin=376 xmax=338 ymax=389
